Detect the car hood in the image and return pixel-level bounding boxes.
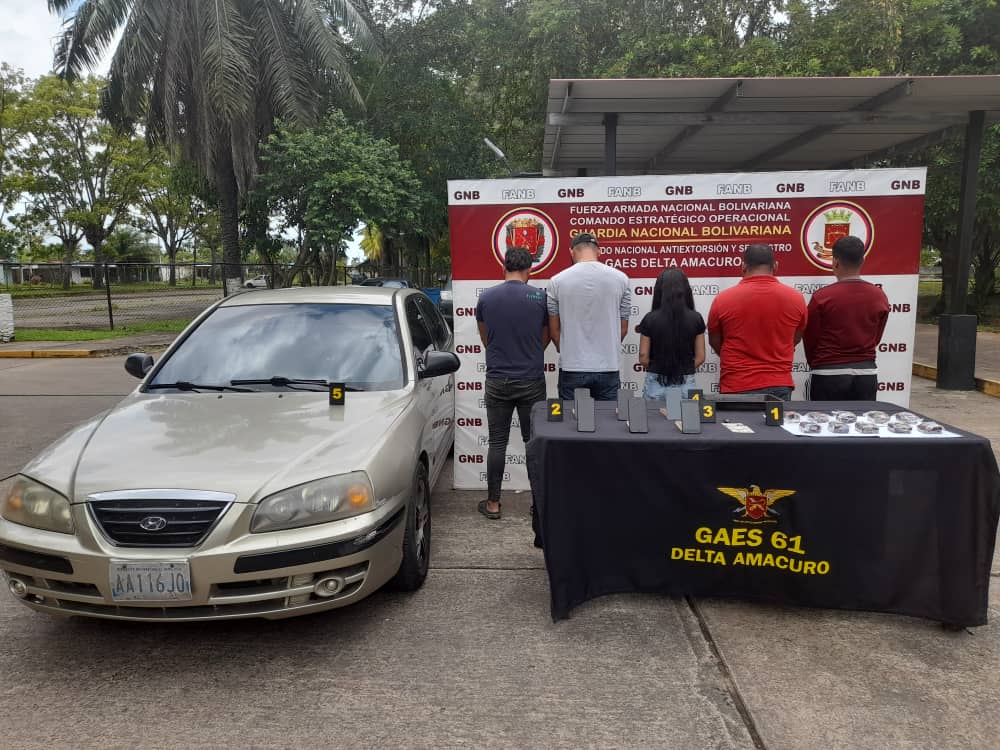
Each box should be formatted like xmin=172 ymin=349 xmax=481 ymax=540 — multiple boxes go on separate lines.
xmin=22 ymin=390 xmax=411 ymax=503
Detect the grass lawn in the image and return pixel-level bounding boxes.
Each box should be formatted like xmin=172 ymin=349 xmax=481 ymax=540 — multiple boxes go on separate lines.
xmin=918 ymin=279 xmax=943 ymax=295
xmin=5 ymin=282 xmax=221 ymax=298
xmin=13 ymin=319 xmax=191 ymax=341
xmin=918 ymin=279 xmax=1000 ymax=332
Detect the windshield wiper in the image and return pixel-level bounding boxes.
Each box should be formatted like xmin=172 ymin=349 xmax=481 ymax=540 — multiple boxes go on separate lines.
xmin=147 ymin=381 xmax=257 ymax=393
xmin=230 ymin=377 xmax=362 ymax=392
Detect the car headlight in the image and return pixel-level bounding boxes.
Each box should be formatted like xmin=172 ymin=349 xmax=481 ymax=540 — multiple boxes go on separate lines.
xmin=251 ymin=472 xmax=376 ymax=533
xmin=0 ymin=476 xmax=75 ymax=534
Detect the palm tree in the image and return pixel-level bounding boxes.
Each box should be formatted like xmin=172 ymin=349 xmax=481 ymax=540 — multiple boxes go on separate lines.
xmin=47 ymin=0 xmax=374 ymax=294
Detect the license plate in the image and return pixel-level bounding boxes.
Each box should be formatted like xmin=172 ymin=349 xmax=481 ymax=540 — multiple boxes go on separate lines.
xmin=109 ymin=560 xmax=192 ymax=602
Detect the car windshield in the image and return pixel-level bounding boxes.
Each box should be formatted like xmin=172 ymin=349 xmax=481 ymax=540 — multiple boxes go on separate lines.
xmin=150 ymin=303 xmax=405 ymax=391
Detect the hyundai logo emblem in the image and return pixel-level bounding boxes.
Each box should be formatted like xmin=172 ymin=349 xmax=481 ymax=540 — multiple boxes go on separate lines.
xmin=139 ymin=516 xmax=168 ymax=532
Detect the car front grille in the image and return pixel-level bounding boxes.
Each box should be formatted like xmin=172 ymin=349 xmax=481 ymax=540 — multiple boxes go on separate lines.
xmin=89 ymin=494 xmax=232 ymax=548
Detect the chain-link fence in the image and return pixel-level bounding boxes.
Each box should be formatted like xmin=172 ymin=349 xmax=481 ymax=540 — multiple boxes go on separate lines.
xmin=0 ymin=262 xmax=443 ymax=331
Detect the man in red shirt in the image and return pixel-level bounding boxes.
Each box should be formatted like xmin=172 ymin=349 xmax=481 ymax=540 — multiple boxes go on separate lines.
xmin=707 ymin=244 xmax=807 ymax=399
xmin=803 ymin=235 xmax=890 ymax=401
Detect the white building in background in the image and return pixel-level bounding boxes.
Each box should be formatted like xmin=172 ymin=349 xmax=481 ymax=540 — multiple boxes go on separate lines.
xmin=156 ymin=264 xmax=213 ymax=283
xmin=1 ymin=263 xmax=102 ymax=285
xmin=158 ymin=264 xmax=192 ymax=282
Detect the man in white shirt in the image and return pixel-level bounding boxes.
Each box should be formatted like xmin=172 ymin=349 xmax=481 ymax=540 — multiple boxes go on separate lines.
xmin=547 ymin=233 xmax=632 ymax=400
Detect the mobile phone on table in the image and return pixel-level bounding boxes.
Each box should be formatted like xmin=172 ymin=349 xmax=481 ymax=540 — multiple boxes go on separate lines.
xmin=680 ymin=398 xmax=702 ymax=434
xmin=576 ymin=397 xmax=596 ymax=432
xmin=627 ymin=397 xmax=648 ymax=433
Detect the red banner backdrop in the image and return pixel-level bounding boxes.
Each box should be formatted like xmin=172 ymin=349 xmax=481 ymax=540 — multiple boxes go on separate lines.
xmin=450 ymin=194 xmax=924 ymax=281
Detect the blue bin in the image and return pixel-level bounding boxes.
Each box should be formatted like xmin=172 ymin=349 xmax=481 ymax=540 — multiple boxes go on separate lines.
xmin=422 ymin=288 xmax=441 ymax=305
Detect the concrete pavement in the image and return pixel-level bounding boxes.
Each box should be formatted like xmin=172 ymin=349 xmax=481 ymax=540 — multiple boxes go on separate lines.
xmin=913 ymin=323 xmax=1000 ymax=395
xmin=0 ymin=358 xmax=998 ymax=749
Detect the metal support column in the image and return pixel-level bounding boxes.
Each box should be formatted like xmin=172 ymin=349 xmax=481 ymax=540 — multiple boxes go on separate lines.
xmin=937 ymin=110 xmax=985 ymax=390
xmin=604 ymin=113 xmax=618 ymax=176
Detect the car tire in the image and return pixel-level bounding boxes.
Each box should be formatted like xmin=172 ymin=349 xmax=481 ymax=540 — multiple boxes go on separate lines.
xmin=244 ymin=283 xmax=253 ymax=288
xmin=391 ymin=461 xmax=431 ymax=591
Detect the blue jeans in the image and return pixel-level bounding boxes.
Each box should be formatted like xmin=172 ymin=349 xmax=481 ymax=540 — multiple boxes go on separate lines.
xmin=485 ymin=378 xmax=547 ymax=502
xmin=558 ymin=370 xmax=620 ymax=401
xmin=643 ymin=373 xmax=697 ymax=401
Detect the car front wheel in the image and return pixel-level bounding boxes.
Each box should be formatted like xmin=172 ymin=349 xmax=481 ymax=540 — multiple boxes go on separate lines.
xmin=391 ymin=462 xmax=431 ymax=591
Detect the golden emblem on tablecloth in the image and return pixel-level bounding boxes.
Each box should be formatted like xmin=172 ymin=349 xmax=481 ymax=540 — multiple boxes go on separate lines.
xmin=718 ymin=485 xmax=796 ymax=524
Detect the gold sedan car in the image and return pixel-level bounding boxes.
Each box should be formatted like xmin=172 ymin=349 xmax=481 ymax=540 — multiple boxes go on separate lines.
xmin=0 ymin=286 xmax=459 ymax=621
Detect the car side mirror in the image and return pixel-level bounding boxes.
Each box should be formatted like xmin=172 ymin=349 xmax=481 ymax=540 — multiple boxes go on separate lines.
xmin=124 ymin=352 xmax=154 ymax=379
xmin=418 ymin=350 xmax=460 ymax=379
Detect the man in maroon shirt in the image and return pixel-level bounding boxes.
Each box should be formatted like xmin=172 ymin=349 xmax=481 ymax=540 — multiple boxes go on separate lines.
xmin=803 ymin=235 xmax=890 ymax=401
xmin=708 ymin=244 xmax=808 ymax=399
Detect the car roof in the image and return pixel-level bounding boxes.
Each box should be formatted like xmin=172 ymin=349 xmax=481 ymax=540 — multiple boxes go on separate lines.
xmin=218 ymin=286 xmax=415 ymax=307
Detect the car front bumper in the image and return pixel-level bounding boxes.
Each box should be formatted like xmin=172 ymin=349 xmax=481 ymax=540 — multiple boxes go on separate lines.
xmin=0 ymin=500 xmax=406 ymax=622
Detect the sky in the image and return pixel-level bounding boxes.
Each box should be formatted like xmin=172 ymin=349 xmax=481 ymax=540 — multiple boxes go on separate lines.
xmin=0 ymin=1 xmax=365 ymax=263
xmin=1 ymin=1 xmax=81 ymax=78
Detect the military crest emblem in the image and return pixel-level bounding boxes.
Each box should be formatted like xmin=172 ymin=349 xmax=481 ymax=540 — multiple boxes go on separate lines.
xmin=491 ymin=208 xmax=559 ymax=273
xmin=800 ymin=200 xmax=873 ymax=271
xmin=718 ymin=485 xmax=796 ymax=524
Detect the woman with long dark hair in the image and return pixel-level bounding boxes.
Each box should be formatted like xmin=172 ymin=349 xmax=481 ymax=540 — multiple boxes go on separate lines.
xmin=637 ymin=269 xmax=706 ymax=401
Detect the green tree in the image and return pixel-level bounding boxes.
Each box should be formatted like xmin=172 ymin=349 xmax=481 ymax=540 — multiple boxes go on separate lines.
xmin=12 ymin=75 xmax=150 ymax=288
xmin=7 ymin=212 xmax=61 ymax=264
xmin=413 ymin=1 xmax=782 ymax=172
xmin=191 ymin=206 xmax=224 ymax=284
xmin=138 ymin=154 xmax=208 ymax=286
xmin=354 ymin=3 xmax=502 ymax=276
xmin=256 ymin=110 xmax=421 ymax=285
xmin=920 ymin=129 xmax=1000 ymax=313
xmin=48 ymin=0 xmax=376 ymax=295
xmin=104 ymin=226 xmax=160 ymax=263
xmin=0 ymin=64 xmax=27 ymax=261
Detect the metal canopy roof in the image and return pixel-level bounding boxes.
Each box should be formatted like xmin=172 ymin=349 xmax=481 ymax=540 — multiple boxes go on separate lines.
xmin=543 ymin=76 xmax=1000 ymax=175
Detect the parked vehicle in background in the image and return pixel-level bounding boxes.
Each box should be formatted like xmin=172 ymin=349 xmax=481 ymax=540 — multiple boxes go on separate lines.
xmin=359 ymin=278 xmax=410 ymax=288
xmin=0 ymin=286 xmax=459 ymax=622
xmin=244 ymin=275 xmax=269 ymax=289
xmin=439 ymin=276 xmax=453 ymax=329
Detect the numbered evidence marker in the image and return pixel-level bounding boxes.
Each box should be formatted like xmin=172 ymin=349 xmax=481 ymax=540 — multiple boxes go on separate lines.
xmin=329 ymin=382 xmax=346 ymax=406
xmin=764 ymin=400 xmax=784 ymax=426
xmin=688 ymin=389 xmax=703 ymax=401
xmin=700 ymin=400 xmax=717 ymax=423
xmin=616 ymin=389 xmax=630 ymax=421
xmin=680 ymin=398 xmax=702 ymax=434
xmin=576 ymin=396 xmax=596 ymax=433
xmin=547 ymin=398 xmax=564 ymax=422
xmin=627 ymin=397 xmax=648 ymax=433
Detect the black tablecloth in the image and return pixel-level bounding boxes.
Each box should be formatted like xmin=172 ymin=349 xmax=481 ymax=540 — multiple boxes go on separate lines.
xmin=527 ymin=401 xmax=1000 ymax=625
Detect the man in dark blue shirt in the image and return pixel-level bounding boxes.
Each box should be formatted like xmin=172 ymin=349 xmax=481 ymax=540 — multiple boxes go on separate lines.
xmin=475 ymin=246 xmax=549 ymax=520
